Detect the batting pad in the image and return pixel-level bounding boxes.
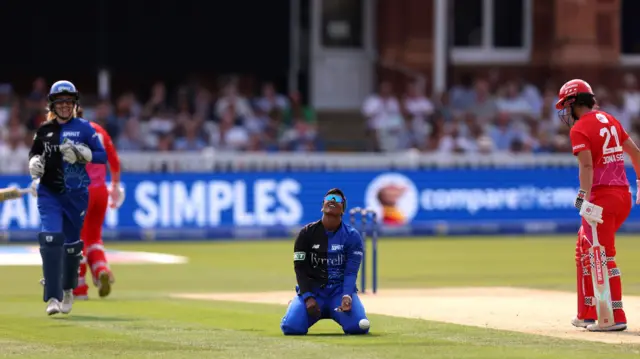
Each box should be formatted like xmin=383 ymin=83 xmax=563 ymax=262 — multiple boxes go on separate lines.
xmin=38 ymin=232 xmax=64 ymax=302
xmin=62 ymin=240 xmax=84 ymax=291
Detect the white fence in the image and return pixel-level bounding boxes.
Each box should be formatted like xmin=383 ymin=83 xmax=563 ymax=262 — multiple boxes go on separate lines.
xmin=0 ymin=151 xmax=583 ymax=174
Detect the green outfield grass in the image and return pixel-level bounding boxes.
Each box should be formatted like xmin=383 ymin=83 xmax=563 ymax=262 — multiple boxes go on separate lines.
xmin=2 ymin=235 xmax=640 ymax=358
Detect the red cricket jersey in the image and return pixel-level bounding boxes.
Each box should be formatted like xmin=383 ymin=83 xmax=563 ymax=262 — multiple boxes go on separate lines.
xmin=569 ymin=110 xmax=630 ymax=190
xmin=87 ymin=122 xmax=121 ymax=188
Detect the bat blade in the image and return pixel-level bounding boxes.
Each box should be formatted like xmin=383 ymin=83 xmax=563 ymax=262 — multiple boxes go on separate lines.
xmin=590 ymin=223 xmax=615 ymax=327
xmin=0 ymin=187 xmax=23 ymax=202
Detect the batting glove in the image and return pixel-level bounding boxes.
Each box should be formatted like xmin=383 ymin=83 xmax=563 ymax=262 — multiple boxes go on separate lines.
xmin=575 ymin=189 xmax=603 ymax=224
xmin=108 ymin=183 xmax=126 ymax=209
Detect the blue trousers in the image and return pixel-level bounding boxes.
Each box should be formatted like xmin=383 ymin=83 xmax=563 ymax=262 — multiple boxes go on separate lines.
xmin=37 ymin=186 xmax=88 ymax=301
xmin=38 ymin=186 xmax=88 ymax=242
xmin=280 ymin=286 xmax=370 ymax=335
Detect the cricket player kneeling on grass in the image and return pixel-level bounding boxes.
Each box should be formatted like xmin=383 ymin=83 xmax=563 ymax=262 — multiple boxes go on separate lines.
xmin=280 ymin=188 xmax=370 ymax=335
xmin=29 ymin=80 xmax=107 ymax=316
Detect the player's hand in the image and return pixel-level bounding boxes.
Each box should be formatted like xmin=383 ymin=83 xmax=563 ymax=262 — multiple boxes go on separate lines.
xmin=60 ymin=140 xmax=92 ymax=164
xmin=28 ymin=156 xmax=44 ymax=178
xmin=305 ymin=297 xmax=320 ymax=317
xmin=59 ymin=141 xmax=78 ymax=164
xmin=335 ymin=295 xmax=352 ymax=312
xmin=636 ymin=180 xmax=640 ymax=205
xmin=574 ymin=189 xmax=603 ymax=224
xmin=108 ymin=183 xmax=125 ymax=209
xmin=579 ymin=201 xmax=604 ymax=224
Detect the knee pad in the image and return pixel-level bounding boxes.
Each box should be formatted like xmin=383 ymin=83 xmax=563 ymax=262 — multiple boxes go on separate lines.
xmin=38 ymin=232 xmax=64 ymax=302
xmin=62 ymin=240 xmax=84 ymax=291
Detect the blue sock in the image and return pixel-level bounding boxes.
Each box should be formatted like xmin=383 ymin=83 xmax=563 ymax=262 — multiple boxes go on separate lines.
xmin=38 ymin=232 xmax=64 ymax=302
xmin=62 ymin=240 xmax=84 ymax=291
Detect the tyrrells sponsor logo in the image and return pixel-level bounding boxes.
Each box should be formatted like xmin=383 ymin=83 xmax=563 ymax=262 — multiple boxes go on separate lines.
xmin=63 ymin=131 xmax=80 ymax=137
xmin=43 ymin=142 xmax=60 ymax=155
xmin=310 ymin=253 xmax=344 ymax=268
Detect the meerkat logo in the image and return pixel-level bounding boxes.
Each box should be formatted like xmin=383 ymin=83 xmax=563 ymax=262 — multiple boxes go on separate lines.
xmin=365 ymin=173 xmax=418 ymax=226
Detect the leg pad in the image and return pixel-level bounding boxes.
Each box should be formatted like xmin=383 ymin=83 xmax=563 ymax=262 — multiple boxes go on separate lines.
xmin=62 ymin=240 xmax=84 ymax=291
xmin=38 ymin=232 xmax=64 ymax=302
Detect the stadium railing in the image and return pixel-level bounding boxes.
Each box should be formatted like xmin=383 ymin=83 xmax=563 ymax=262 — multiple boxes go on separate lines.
xmin=0 ymin=151 xmax=581 ymax=174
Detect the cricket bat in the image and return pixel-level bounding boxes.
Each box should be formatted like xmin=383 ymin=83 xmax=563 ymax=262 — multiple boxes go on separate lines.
xmin=589 ymin=221 xmax=615 ymax=327
xmin=0 ymin=187 xmax=32 ymax=202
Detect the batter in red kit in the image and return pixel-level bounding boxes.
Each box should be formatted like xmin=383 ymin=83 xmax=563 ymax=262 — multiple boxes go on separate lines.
xmin=556 ymin=79 xmax=640 ymax=332
xmin=74 ymin=121 xmax=125 ymax=300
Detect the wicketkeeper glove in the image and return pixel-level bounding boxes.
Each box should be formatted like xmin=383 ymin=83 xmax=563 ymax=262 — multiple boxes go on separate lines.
xmin=28 ymin=155 xmax=44 ymax=179
xmin=60 ymin=140 xmax=92 ymax=164
xmin=575 ymin=189 xmax=603 ymax=224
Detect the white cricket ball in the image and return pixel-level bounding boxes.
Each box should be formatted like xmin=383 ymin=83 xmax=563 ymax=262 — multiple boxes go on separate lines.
xmin=359 ymin=319 xmax=370 ymax=330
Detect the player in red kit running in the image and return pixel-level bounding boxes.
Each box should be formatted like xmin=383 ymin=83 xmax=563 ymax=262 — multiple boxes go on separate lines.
xmin=73 ymin=121 xmax=125 ymax=300
xmin=556 ymin=79 xmax=640 ymax=332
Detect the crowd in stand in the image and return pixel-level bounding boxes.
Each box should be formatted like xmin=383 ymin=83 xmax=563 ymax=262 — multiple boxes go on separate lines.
xmin=0 ymin=77 xmax=324 ymax=173
xmin=2 ymin=72 xmax=640 ymax=173
xmin=362 ymin=73 xmax=640 ymax=154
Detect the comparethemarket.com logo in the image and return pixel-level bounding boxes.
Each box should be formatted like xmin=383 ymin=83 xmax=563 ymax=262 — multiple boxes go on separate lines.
xmin=365 ymin=172 xmax=578 ymax=220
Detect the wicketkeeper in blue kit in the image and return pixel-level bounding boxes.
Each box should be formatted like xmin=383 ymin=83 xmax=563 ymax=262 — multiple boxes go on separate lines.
xmin=280 ymin=188 xmax=371 ymax=335
xmin=28 ymin=80 xmax=107 ymax=316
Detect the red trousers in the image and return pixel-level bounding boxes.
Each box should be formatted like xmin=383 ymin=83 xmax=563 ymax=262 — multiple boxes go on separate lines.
xmin=575 ymin=187 xmax=631 ymax=324
xmin=75 ymin=185 xmax=111 ymax=295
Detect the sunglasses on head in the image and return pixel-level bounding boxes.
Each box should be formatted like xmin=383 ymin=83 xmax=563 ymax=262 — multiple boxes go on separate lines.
xmin=324 ymin=194 xmax=344 ymax=203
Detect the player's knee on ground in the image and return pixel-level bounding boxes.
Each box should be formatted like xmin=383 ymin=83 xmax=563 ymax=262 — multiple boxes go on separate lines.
xmin=342 ymin=317 xmax=370 ymax=335
xmin=62 ymin=240 xmax=84 ymax=291
xmin=280 ymin=298 xmax=311 ymax=335
xmin=280 ymin=315 xmax=309 ymax=335
xmin=38 ymin=232 xmax=65 ymax=301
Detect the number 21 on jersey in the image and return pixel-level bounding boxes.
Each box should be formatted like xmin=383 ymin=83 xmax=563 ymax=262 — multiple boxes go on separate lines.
xmin=597 ymin=113 xmax=623 ymax=154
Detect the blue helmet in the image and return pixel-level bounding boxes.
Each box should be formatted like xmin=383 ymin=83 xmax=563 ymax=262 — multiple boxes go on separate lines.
xmin=48 ymin=80 xmax=79 ymax=117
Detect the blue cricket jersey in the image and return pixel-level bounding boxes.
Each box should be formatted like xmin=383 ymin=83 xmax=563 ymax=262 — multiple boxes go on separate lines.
xmin=29 ymin=117 xmax=107 ymax=193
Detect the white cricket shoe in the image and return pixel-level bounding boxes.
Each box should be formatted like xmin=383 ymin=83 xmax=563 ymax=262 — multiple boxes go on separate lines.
xmin=571 ymin=317 xmax=595 ymax=328
xmin=46 ymin=298 xmax=61 ymax=316
xmin=60 ymin=290 xmax=74 ymax=314
xmin=586 ymin=322 xmax=627 ymax=332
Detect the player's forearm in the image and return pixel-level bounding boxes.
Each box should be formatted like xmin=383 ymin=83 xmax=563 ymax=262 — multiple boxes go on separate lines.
xmin=626 ymin=150 xmax=640 ymax=180
xmin=110 ymin=171 xmax=121 ymax=184
xmin=29 ymin=139 xmax=43 ymax=159
xmin=623 ymin=138 xmax=640 ymax=180
xmin=90 ymin=148 xmax=107 ymax=164
xmin=294 ymin=264 xmax=314 ymax=295
xmin=342 ymin=256 xmax=361 ymax=296
xmin=578 ymin=164 xmax=593 ymax=197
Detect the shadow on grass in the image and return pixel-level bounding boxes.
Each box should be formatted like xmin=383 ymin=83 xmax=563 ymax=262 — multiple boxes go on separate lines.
xmin=306 ymin=332 xmax=382 ymax=337
xmin=52 ymin=315 xmax=136 ymax=322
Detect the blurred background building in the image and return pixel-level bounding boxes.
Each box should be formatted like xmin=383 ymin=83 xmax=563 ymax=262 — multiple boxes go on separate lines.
xmin=1 ymin=0 xmax=639 ymax=159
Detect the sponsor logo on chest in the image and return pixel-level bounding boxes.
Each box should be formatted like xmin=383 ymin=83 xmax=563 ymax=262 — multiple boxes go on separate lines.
xmin=63 ymin=131 xmax=81 ymax=138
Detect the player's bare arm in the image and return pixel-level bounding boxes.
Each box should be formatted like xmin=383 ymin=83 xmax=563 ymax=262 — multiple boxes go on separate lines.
xmin=622 ymin=138 xmax=640 ymax=204
xmin=576 ymin=150 xmax=594 ymax=199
